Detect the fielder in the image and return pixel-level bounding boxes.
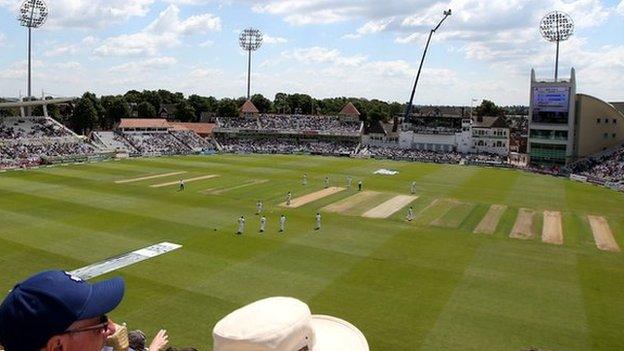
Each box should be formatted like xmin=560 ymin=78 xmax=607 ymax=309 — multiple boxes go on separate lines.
xmin=324 ymin=176 xmax=329 ymax=189
xmin=279 ymin=214 xmax=286 ymax=232
xmin=406 ymin=206 xmax=414 ymax=222
xmin=237 ymin=216 xmax=245 ymax=235
xmin=178 ymin=179 xmax=185 ymax=191
xmin=259 ymin=216 xmax=267 ymax=233
xmin=286 ymin=191 xmax=292 ymax=206
xmin=315 ymin=212 xmax=322 ymax=230
xmin=302 ymin=173 xmax=308 ymax=185
xmin=256 ymin=201 xmax=263 ymax=215
xmin=410 ymin=181 xmax=417 ymax=194
xmin=357 ymin=180 xmax=362 ymax=191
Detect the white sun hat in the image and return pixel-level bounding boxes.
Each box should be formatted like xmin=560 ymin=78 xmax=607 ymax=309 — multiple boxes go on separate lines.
xmin=212 ymin=297 xmax=369 ymax=351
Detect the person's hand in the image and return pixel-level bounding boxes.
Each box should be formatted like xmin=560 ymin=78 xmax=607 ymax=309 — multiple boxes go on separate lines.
xmin=148 ymin=329 xmax=169 ymax=351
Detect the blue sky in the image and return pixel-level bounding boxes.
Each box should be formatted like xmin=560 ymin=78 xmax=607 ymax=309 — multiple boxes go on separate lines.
xmin=1 ymin=0 xmax=623 ymax=105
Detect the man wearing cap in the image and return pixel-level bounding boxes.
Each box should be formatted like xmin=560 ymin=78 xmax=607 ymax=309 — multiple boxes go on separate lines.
xmin=0 ymin=270 xmax=125 ymax=351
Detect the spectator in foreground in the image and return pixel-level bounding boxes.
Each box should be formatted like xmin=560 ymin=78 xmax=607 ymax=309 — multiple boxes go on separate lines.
xmin=212 ymin=296 xmax=369 ymax=351
xmin=129 ymin=329 xmax=170 ymax=351
xmin=0 ymin=270 xmax=125 ymax=351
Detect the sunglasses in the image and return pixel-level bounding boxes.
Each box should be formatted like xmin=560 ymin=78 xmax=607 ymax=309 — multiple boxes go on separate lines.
xmin=63 ymin=315 xmax=110 ymax=335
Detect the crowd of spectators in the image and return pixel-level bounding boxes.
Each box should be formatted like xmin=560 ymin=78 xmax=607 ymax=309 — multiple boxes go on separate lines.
xmin=170 ymin=130 xmax=213 ymax=151
xmin=216 ymin=117 xmax=259 ymax=129
xmin=124 ymin=132 xmax=192 ymax=155
xmin=218 ymin=136 xmax=357 ymax=155
xmin=360 ymin=146 xmax=508 ymax=165
xmin=216 ymin=115 xmax=361 ymax=135
xmin=0 ymin=139 xmax=98 ymax=168
xmin=568 ymin=145 xmax=624 ymax=183
xmin=360 ymin=146 xmax=463 ymax=163
xmin=0 ymin=117 xmax=101 ymax=169
xmin=258 ymin=114 xmax=360 ymax=134
xmin=0 ymin=117 xmax=71 ymax=139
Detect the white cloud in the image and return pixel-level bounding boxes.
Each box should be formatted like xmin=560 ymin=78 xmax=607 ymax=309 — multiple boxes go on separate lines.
xmin=109 ymin=57 xmax=178 ymax=73
xmin=617 ymin=0 xmax=624 ymax=15
xmin=198 ymin=40 xmax=214 ymax=47
xmin=94 ymin=4 xmax=221 ymax=56
xmin=45 ymin=44 xmax=79 ymax=57
xmin=6 ymin=0 xmax=156 ymax=29
xmin=344 ymin=18 xmax=394 ymax=39
xmin=263 ymin=34 xmax=288 ymax=44
xmin=283 ymin=47 xmax=367 ymax=66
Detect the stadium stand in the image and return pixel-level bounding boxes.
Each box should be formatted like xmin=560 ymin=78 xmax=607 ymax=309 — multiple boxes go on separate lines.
xmin=92 ymin=131 xmax=138 ymax=154
xmin=567 ymin=144 xmax=624 ymax=185
xmin=0 ymin=117 xmax=102 ymax=169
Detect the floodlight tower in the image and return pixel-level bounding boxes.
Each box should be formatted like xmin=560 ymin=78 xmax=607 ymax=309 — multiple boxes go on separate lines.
xmin=539 ymin=11 xmax=574 ymax=82
xmin=17 ymin=0 xmax=48 ymax=117
xmin=239 ymin=28 xmax=263 ymax=100
xmin=403 ymin=9 xmax=451 ymax=121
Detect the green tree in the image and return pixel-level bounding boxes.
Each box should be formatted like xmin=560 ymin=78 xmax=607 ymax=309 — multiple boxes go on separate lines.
xmin=174 ymin=100 xmax=196 ymax=122
xmin=71 ymin=97 xmax=98 ymax=134
xmin=217 ymin=98 xmax=239 ymax=117
xmin=101 ymin=96 xmax=130 ymax=128
xmin=137 ymin=101 xmax=156 ymax=118
xmin=474 ymin=99 xmax=504 ymax=117
xmin=251 ymin=94 xmax=272 ymax=113
xmin=141 ymin=91 xmax=162 ymax=112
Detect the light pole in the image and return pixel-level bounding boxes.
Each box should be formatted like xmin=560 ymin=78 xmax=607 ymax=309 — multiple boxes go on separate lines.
xmin=239 ymin=28 xmax=263 ymax=100
xmin=539 ymin=11 xmax=574 ymax=82
xmin=403 ymin=9 xmax=451 ymax=121
xmin=17 ymin=0 xmax=48 ymax=117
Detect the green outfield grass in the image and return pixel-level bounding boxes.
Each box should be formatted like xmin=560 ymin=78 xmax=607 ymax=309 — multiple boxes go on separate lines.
xmin=1 ymin=154 xmax=623 ymax=350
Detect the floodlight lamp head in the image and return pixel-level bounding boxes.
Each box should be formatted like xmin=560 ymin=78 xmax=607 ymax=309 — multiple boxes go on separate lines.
xmin=239 ymin=28 xmax=263 ymax=51
xmin=18 ymin=0 xmax=48 ymax=28
xmin=444 ymin=9 xmax=452 ymax=16
xmin=540 ymin=11 xmax=574 ymax=42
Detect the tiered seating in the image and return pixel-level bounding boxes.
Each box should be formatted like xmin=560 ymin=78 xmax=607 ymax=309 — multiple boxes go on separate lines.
xmin=259 ymin=114 xmax=360 ymax=135
xmin=92 ymin=131 xmax=137 ymax=153
xmin=0 ymin=117 xmax=72 ymax=139
xmin=218 ymin=137 xmax=357 ymax=155
xmin=123 ymin=132 xmax=191 ymax=155
xmin=569 ymin=145 xmax=624 ymax=183
xmin=170 ymin=130 xmax=213 ymax=151
xmin=0 ymin=117 xmax=101 ymax=168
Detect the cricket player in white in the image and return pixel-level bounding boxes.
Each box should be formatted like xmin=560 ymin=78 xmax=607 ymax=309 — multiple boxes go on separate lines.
xmin=260 ymin=216 xmax=267 ymax=233
xmin=407 ymin=206 xmax=414 ymax=221
xmin=357 ymin=180 xmax=362 ymax=191
xmin=315 ymin=212 xmax=321 ymax=230
xmin=256 ymin=201 xmax=263 ymax=215
xmin=279 ymin=214 xmax=286 ymax=232
xmin=302 ymin=173 xmax=308 ymax=185
xmin=178 ymin=179 xmax=185 ymax=191
xmin=411 ymin=181 xmax=417 ymax=194
xmin=324 ymin=176 xmax=329 ymax=188
xmin=286 ymin=192 xmax=292 ymax=206
xmin=237 ymin=216 xmax=245 ymax=234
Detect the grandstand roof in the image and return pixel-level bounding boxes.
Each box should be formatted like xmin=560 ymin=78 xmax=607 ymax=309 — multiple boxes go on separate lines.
xmin=610 ymin=102 xmax=624 ymax=115
xmin=240 ymin=100 xmax=259 ymax=114
xmin=340 ymin=102 xmax=360 ymax=117
xmin=169 ymin=122 xmax=215 ymax=136
xmin=118 ymin=118 xmax=170 ymax=129
xmin=473 ymin=116 xmax=508 ymax=128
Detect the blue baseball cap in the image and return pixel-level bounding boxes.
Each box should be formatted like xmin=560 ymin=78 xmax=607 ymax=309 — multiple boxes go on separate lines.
xmin=0 ymin=270 xmax=125 ymax=351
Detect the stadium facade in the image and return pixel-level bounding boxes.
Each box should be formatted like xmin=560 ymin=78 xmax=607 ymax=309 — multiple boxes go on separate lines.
xmin=528 ymin=68 xmax=624 ymax=166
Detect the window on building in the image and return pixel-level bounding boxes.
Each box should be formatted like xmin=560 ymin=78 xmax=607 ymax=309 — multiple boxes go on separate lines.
xmin=597 ymin=118 xmax=601 ymax=124
xmin=614 ymin=119 xmax=617 ymax=124
xmin=603 ymin=133 xmax=608 ymax=139
xmin=613 ymin=133 xmax=616 ymax=138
